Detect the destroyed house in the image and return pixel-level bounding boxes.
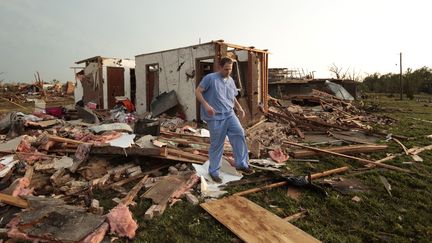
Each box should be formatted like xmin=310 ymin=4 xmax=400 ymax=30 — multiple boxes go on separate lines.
xmin=135 ymin=40 xmax=269 ymax=126
xmin=73 ymin=56 xmax=136 ymax=109
xmin=268 ymin=68 xmax=359 ymax=100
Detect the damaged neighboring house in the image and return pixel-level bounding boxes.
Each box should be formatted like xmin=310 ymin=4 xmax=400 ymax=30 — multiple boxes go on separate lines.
xmin=268 ymin=68 xmax=359 ymax=100
xmin=73 ymin=56 xmax=136 ymax=109
xmin=135 ymin=40 xmax=269 ymax=126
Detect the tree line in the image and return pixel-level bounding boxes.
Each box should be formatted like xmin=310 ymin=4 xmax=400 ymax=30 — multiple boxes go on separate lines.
xmin=361 ymin=66 xmax=432 ymax=99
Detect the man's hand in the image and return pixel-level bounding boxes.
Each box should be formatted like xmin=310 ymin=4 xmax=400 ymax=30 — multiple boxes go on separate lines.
xmin=205 ymin=104 xmax=216 ymax=117
xmin=234 ymin=98 xmax=245 ymax=119
xmin=195 ymin=86 xmax=215 ymax=117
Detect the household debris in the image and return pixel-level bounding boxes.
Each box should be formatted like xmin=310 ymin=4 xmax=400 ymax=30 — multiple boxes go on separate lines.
xmin=321 ymin=177 xmax=368 ymax=195
xmin=234 ymin=166 xmax=349 ymax=197
xmin=6 ymin=196 xmax=106 ymax=242
xmin=0 ymin=83 xmax=424 ymax=242
xmin=193 ymin=160 xmax=242 ymax=198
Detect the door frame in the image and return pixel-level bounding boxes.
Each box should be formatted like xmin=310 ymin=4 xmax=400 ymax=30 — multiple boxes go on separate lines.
xmin=106 ymin=66 xmax=125 ymax=109
xmin=145 ymin=63 xmax=159 ymax=111
xmin=195 ymin=56 xmax=215 ymax=121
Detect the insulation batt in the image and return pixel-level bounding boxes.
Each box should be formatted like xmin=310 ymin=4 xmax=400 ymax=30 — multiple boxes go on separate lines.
xmin=107 ymin=203 xmax=138 ymax=239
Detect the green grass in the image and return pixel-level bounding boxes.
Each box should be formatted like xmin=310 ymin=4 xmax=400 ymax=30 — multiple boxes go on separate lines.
xmin=102 ymin=95 xmax=432 ymax=242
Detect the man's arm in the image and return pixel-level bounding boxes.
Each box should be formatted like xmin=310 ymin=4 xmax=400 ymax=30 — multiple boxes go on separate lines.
xmin=234 ymin=98 xmax=245 ymax=118
xmin=195 ymin=86 xmax=215 ymax=117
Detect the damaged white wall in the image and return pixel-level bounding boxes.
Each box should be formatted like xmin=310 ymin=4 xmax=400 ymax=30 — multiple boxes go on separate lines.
xmin=135 ymin=43 xmax=215 ymax=120
xmin=74 ymin=58 xmax=135 ymax=109
xmin=74 ymin=77 xmax=83 ymax=103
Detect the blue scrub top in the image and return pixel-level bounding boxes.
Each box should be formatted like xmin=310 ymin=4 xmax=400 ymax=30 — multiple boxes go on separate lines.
xmin=199 ymin=72 xmax=238 ymax=121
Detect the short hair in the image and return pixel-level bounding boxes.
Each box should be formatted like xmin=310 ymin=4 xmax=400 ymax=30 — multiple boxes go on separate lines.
xmin=219 ymin=57 xmax=233 ymax=67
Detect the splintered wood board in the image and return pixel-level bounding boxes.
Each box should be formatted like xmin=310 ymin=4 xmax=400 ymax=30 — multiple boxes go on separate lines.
xmin=201 ymin=196 xmax=320 ymax=243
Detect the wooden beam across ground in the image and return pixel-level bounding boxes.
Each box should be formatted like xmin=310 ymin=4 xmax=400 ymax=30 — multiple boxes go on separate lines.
xmin=283 ymin=141 xmax=410 ymax=173
xmin=201 ymin=196 xmax=320 ymax=243
xmin=0 ymin=193 xmax=28 ymax=208
xmin=166 ymin=148 xmax=208 ymax=162
xmin=290 ymin=144 xmax=388 ymax=158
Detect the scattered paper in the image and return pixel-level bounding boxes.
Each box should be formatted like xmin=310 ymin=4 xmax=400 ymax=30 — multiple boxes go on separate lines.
xmin=109 ymin=133 xmax=136 ymax=148
xmin=0 ymin=155 xmax=18 ymax=177
xmin=135 ymin=135 xmax=157 ymax=149
xmin=411 ymin=154 xmax=423 ymax=162
xmin=199 ymin=129 xmax=210 ymax=138
xmin=193 ymin=159 xmax=242 ymax=198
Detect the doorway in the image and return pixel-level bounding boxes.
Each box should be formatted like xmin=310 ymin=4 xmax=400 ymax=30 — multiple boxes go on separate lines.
xmin=146 ymin=64 xmax=159 ymax=111
xmin=107 ymin=67 xmax=125 ymax=109
xmin=130 ymin=68 xmax=136 ymax=105
xmin=195 ymin=57 xmax=214 ymax=121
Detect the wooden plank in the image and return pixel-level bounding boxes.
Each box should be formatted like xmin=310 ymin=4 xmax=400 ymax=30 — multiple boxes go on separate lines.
xmin=120 ymin=175 xmax=149 ymax=206
xmin=0 ymin=193 xmax=28 ymax=208
xmin=291 ymin=144 xmax=388 ymax=158
xmin=47 ymin=134 xmax=91 ymax=145
xmin=246 ymin=118 xmax=267 ymax=133
xmin=201 ymin=196 xmax=320 ymax=243
xmin=153 ymin=155 xmax=205 ymax=164
xmin=159 ymin=136 xmax=211 ymax=147
xmin=160 ymin=131 xmax=210 ymax=143
xmin=283 ymin=141 xmax=410 ymax=173
xmin=167 ymin=148 xmax=208 ymax=162
xmin=70 ymin=143 xmax=92 ymax=173
xmin=104 ymin=165 xmax=169 ymax=189
xmin=283 ymin=210 xmax=308 ymax=222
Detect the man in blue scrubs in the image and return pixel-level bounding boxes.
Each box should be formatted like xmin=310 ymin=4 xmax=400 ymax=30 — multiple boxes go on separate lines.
xmin=195 ymin=57 xmax=253 ymax=183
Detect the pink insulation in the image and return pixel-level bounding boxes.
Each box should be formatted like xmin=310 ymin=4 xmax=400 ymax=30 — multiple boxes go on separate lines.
xmin=107 ymin=203 xmax=138 ymax=239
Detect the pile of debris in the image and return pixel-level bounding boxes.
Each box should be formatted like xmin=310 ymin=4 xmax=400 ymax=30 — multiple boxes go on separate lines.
xmin=0 ymin=103 xmax=229 ymax=241
xmin=0 ymin=79 xmax=75 ymax=119
xmin=0 ymin=88 xmax=425 ymax=242
xmin=247 ymin=89 xmax=395 ymax=153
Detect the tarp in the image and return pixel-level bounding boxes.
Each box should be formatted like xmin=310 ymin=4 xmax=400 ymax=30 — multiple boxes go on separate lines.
xmin=324 ymin=80 xmax=354 ymax=100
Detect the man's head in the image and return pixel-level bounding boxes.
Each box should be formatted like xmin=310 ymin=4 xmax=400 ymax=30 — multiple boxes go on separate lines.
xmin=218 ymin=57 xmax=233 ymax=78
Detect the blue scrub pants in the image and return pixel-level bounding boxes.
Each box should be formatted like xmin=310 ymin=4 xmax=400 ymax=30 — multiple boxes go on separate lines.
xmin=207 ymin=114 xmax=249 ymax=177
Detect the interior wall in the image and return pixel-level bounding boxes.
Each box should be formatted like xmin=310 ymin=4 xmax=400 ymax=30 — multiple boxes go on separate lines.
xmin=135 ymin=43 xmax=215 ymax=119
xmin=101 ymin=58 xmax=135 ymax=109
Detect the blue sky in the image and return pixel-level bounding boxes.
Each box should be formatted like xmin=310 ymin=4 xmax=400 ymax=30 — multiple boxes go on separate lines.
xmin=1 ymin=0 xmax=431 ymax=83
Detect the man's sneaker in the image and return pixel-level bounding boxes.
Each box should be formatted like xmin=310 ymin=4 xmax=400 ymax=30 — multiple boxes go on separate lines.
xmin=236 ymin=167 xmax=255 ymax=175
xmin=210 ymin=174 xmax=222 ymax=183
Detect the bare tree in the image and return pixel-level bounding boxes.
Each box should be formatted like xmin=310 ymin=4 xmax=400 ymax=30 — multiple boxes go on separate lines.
xmin=329 ymin=63 xmax=344 ymax=79
xmin=329 ymin=63 xmax=362 ymax=81
xmin=347 ymin=68 xmax=363 ymax=82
